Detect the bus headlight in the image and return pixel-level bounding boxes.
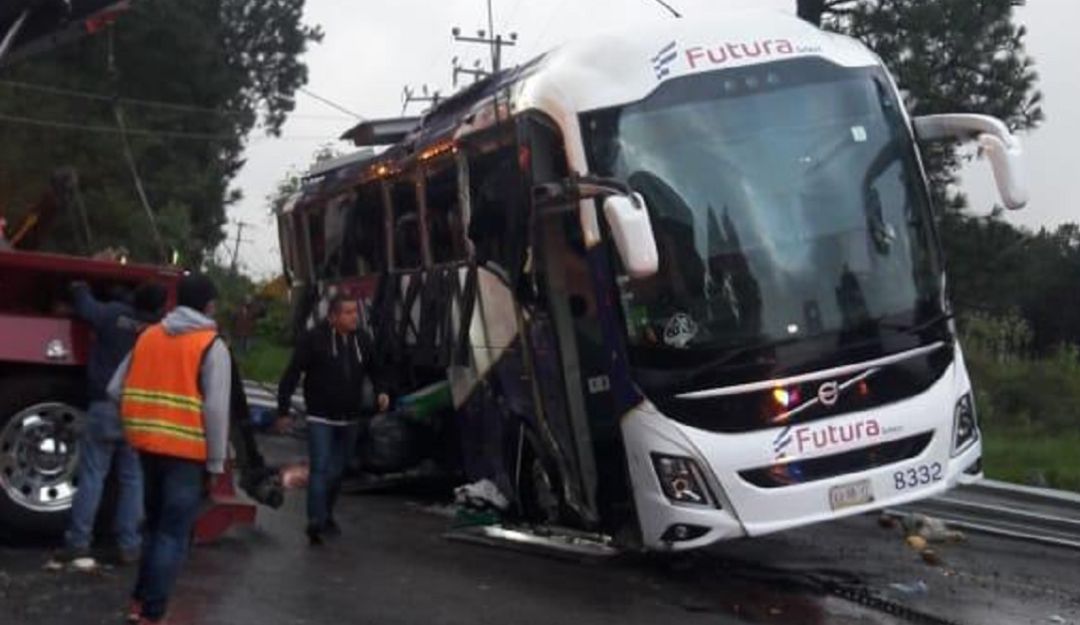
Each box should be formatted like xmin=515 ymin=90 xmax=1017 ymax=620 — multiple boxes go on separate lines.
xmin=651 ymin=454 xmax=715 ymax=507
xmin=952 ymin=392 xmax=978 ymax=456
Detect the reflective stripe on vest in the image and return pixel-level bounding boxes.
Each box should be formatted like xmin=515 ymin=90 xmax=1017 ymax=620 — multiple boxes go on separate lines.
xmin=120 ymin=324 xmax=217 ymax=461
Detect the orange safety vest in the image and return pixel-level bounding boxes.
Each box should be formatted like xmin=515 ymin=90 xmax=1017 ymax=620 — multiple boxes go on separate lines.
xmin=120 ymin=324 xmax=218 ymax=461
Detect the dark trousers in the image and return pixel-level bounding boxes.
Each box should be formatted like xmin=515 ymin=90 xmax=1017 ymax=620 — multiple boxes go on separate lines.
xmin=307 ymin=421 xmax=359 ymax=530
xmin=132 ymin=453 xmax=204 ymax=621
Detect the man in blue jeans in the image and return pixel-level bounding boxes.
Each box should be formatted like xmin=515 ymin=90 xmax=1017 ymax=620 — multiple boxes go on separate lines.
xmin=276 ymin=295 xmax=388 ymax=545
xmin=52 ymin=281 xmax=166 ymax=570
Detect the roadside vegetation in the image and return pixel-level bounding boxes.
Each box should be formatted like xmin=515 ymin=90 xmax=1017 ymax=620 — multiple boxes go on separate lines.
xmin=960 ymin=311 xmax=1080 ymax=492
xmin=206 ymin=263 xmax=292 ymax=385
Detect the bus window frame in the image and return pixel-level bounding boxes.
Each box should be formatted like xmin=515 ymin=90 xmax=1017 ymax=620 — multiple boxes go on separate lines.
xmin=342 ymin=180 xmax=389 ymax=279
xmin=388 ymin=170 xmax=426 ymax=272
xmin=458 ymin=124 xmax=526 ymax=277
xmin=296 ymin=208 xmax=316 ymax=286
xmin=422 ymin=152 xmax=470 ymax=267
xmin=277 ymin=211 xmax=297 ymax=285
xmin=380 ymin=179 xmax=395 ymax=271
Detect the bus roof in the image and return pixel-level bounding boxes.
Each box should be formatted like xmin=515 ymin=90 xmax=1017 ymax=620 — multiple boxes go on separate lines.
xmin=357 ymin=10 xmax=876 ymax=170
xmin=308 ymin=10 xmax=879 ymax=199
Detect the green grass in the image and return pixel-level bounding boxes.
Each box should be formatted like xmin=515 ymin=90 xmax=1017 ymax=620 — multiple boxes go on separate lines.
xmin=981 ymin=426 xmax=1080 ymax=492
xmin=236 ymin=339 xmax=291 ymax=385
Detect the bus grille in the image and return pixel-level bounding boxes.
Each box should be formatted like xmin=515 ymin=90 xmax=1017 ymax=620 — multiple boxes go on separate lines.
xmin=737 ymin=431 xmax=934 ymax=488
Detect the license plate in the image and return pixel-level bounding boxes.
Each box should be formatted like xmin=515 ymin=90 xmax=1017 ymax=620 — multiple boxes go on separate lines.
xmin=829 ymin=479 xmax=874 ymax=511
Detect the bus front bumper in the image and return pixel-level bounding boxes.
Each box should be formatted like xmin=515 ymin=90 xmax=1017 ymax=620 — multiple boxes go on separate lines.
xmin=621 ymin=364 xmax=982 ymax=551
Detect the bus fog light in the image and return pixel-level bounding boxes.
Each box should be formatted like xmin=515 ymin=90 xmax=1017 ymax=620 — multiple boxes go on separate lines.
xmin=651 ymin=454 xmax=715 ymax=507
xmin=660 ymin=523 xmax=710 ymax=543
xmin=952 ymin=393 xmax=978 ymax=456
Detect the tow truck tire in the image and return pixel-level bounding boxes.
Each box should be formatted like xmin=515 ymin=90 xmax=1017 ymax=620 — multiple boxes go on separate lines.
xmin=0 ymin=375 xmax=85 ymax=537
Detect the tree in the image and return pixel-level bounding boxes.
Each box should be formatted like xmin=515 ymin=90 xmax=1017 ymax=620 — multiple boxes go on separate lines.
xmin=797 ymin=0 xmax=1043 ymax=209
xmin=0 ymin=0 xmax=322 ymax=264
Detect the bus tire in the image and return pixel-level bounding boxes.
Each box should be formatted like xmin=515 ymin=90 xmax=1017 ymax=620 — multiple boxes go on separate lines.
xmin=0 ymin=375 xmax=85 ymax=538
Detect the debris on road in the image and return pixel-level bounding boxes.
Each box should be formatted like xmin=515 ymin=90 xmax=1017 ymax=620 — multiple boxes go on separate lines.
xmin=920 ymin=548 xmax=943 ymax=566
xmin=878 ymin=513 xmax=899 ymax=530
xmin=906 ymin=535 xmax=929 ymax=552
xmin=909 ymin=514 xmax=966 ymax=543
xmin=454 ymin=479 xmax=510 ymax=512
xmin=888 ymin=580 xmax=929 ymax=596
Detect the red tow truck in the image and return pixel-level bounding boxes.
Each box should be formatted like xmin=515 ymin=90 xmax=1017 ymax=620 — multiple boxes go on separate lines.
xmin=0 ymin=246 xmax=180 ymax=535
xmin=0 ymin=0 xmax=181 ymax=536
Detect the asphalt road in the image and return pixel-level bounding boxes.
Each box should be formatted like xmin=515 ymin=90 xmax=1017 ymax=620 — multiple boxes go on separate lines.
xmin=1 ymin=437 xmax=1078 ymax=625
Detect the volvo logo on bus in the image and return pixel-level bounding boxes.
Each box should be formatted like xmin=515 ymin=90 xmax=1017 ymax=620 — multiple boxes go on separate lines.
xmin=817 ymin=381 xmax=840 ymax=407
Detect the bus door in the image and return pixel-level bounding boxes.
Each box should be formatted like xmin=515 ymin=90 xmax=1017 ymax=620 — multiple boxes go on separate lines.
xmin=519 ymin=115 xmax=635 ymax=528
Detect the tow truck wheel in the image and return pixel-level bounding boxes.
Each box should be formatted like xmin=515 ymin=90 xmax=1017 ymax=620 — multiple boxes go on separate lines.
xmin=0 ymin=376 xmax=85 ymax=537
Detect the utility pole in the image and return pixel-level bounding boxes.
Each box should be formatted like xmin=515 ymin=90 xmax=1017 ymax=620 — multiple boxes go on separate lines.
xmin=230 ymin=220 xmax=254 ymax=274
xmin=451 ymin=56 xmax=489 ymax=87
xmin=401 ymin=84 xmax=442 ymax=115
xmin=451 ymin=0 xmax=517 ymax=75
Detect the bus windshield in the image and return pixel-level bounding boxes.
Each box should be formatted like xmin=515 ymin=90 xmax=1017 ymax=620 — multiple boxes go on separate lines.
xmin=582 ymin=58 xmax=944 ymax=371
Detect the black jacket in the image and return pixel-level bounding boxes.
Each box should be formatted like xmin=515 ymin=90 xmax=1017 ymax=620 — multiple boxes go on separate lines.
xmin=276 ymin=322 xmax=384 ymax=421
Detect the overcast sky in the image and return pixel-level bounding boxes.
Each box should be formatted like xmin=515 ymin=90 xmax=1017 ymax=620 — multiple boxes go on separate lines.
xmin=228 ymin=0 xmax=1077 ymax=278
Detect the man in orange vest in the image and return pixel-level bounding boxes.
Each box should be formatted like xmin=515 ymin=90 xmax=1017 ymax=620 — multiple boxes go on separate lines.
xmin=108 ymin=273 xmax=231 ymax=625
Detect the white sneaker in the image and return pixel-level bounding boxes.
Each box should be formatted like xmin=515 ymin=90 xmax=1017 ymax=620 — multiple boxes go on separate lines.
xmin=70 ymin=556 xmax=98 ymax=571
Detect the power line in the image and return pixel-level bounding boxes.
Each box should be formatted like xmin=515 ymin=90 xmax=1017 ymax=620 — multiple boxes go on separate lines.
xmin=0 ymin=111 xmax=235 ymax=140
xmin=0 ymin=78 xmax=242 ymax=116
xmin=650 ymin=0 xmax=682 ymax=18
xmin=0 ymin=112 xmax=341 ymax=142
xmin=298 ymin=87 xmax=363 ymax=120
xmin=0 ymin=79 xmax=356 ymax=121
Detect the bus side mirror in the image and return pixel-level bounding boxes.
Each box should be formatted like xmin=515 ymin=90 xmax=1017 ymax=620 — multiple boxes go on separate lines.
xmin=603 ymin=193 xmax=659 ymax=278
xmin=912 ymin=114 xmax=1028 ymax=210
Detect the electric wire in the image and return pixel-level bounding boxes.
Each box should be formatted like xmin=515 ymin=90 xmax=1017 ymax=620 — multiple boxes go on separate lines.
xmin=0 ymin=112 xmax=340 ymax=142
xmin=298 ymin=87 xmax=363 ymax=120
xmin=0 ymin=78 xmax=356 ymax=121
xmin=650 ymin=0 xmax=682 ymax=18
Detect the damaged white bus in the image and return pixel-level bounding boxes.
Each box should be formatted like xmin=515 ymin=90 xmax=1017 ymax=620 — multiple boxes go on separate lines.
xmin=279 ymin=10 xmax=1026 ymax=551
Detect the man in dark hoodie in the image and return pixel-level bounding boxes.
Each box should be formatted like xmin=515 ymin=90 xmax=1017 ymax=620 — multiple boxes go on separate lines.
xmin=109 ymin=274 xmax=231 ymax=625
xmin=276 ymin=294 xmax=388 ymax=545
xmin=52 ymin=281 xmax=166 ymax=570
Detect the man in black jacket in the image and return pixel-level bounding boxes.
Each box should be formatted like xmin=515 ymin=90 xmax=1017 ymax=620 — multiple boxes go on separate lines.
xmin=276 ymin=295 xmax=388 ymax=544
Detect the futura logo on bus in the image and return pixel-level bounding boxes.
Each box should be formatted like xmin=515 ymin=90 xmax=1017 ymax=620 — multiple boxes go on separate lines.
xmin=772 ymin=418 xmax=886 ymax=459
xmin=651 ymin=38 xmax=821 ymax=81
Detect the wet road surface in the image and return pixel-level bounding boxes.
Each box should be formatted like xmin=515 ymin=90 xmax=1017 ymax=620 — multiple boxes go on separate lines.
xmin=1 ymin=438 xmax=1078 ymax=625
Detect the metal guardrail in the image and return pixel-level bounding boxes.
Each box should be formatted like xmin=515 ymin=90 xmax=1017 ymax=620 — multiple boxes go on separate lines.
xmin=890 ymin=479 xmax=1080 ymax=551
xmin=243 ymin=380 xmax=303 ymax=412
